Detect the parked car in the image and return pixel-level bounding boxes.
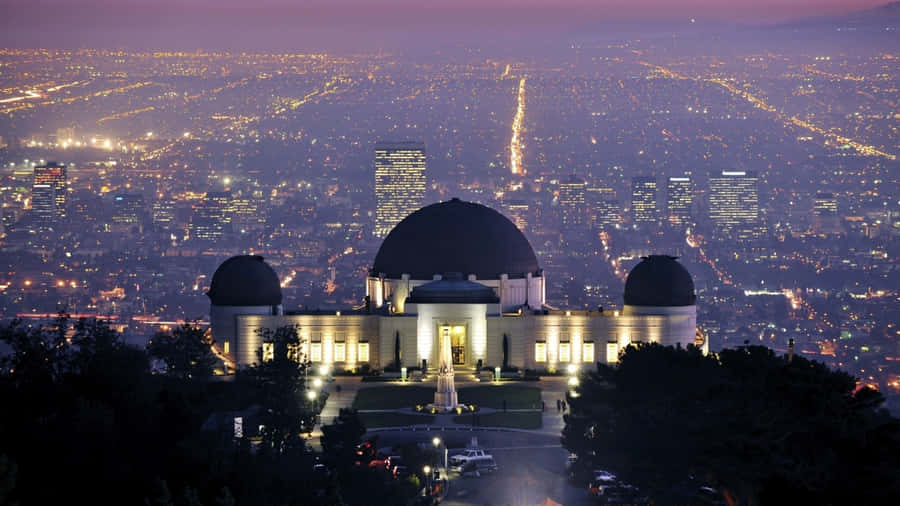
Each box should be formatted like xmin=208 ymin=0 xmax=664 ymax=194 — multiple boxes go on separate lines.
xmin=459 ymin=457 xmax=498 ymax=477
xmin=599 ymin=484 xmax=649 ymax=505
xmin=450 ymin=448 xmax=493 ymax=467
xmin=392 ymin=465 xmax=410 ymax=480
xmin=384 ymin=455 xmax=403 ymax=471
xmin=695 ymin=486 xmax=727 ymax=505
xmin=588 ymin=469 xmax=618 ymax=496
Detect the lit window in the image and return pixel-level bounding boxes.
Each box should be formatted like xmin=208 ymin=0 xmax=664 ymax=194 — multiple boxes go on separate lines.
xmin=559 ymin=342 xmax=571 ymax=362
xmin=334 ymin=342 xmax=346 ymax=362
xmin=223 ymin=341 xmax=230 ymax=354
xmin=262 ymin=342 xmax=274 ymax=362
xmin=582 ymin=342 xmax=594 ymax=363
xmin=310 ymin=342 xmax=322 ymax=362
xmin=358 ymin=342 xmax=369 ymax=362
xmin=606 ymin=342 xmax=619 ymax=364
xmin=287 ymin=343 xmax=301 ymax=362
xmin=535 ymin=342 xmax=547 ymax=363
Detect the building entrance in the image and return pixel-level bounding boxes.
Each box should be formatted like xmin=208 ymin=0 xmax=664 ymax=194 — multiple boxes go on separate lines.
xmin=441 ymin=325 xmax=466 ymax=366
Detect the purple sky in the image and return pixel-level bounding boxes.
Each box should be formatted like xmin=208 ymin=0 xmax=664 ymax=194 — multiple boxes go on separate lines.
xmin=3 ymin=0 xmax=886 ymax=21
xmin=1 ymin=0 xmax=892 ymax=51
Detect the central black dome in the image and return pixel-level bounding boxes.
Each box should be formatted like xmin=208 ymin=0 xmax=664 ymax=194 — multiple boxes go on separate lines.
xmin=372 ymin=198 xmax=540 ymax=280
xmin=208 ymin=255 xmax=283 ymax=307
xmin=624 ymin=255 xmax=696 ymax=307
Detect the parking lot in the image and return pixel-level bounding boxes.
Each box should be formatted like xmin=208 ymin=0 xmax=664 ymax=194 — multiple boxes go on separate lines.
xmin=369 ymin=428 xmax=595 ymax=506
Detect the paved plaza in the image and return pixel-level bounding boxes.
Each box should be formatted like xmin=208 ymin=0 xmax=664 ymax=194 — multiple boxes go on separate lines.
xmin=312 ymin=375 xmax=586 ymax=505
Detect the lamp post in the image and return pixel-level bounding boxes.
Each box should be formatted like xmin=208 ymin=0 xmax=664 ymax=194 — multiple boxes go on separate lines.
xmin=433 ymin=436 xmax=447 ymax=474
xmin=423 ymin=465 xmax=431 ymax=494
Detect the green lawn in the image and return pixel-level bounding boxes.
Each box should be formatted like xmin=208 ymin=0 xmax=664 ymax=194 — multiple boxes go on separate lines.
xmin=358 ymin=412 xmax=436 ymax=428
xmin=451 ymin=411 xmax=543 ymax=430
xmin=352 ymin=385 xmax=436 ymax=410
xmin=457 ymin=385 xmax=542 ymax=410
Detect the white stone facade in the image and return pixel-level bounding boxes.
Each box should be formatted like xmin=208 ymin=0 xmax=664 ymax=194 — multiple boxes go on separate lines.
xmin=221 ymin=303 xmax=701 ymax=371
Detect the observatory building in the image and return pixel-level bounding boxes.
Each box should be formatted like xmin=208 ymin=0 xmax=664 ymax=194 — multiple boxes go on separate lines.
xmin=209 ymin=198 xmax=704 ymax=371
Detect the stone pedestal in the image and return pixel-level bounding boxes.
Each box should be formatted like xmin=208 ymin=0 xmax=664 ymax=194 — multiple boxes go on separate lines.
xmin=431 ymin=327 xmax=458 ymax=411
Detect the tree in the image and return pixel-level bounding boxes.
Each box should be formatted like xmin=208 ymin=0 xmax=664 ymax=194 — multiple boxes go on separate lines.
xmin=148 ymin=323 xmax=218 ymax=380
xmin=562 ymin=343 xmax=900 ymax=505
xmin=502 ymin=334 xmax=509 ymax=370
xmin=394 ymin=331 xmax=401 ymax=369
xmin=0 ymin=455 xmax=17 ymax=506
xmin=0 ymin=314 xmax=71 ymax=389
xmin=242 ymin=325 xmax=317 ymax=454
xmin=320 ymin=408 xmax=366 ymax=471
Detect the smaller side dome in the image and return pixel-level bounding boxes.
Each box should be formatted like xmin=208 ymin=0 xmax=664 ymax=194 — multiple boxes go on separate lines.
xmin=208 ymin=255 xmax=283 ymax=307
xmin=624 ymin=255 xmax=696 ymax=307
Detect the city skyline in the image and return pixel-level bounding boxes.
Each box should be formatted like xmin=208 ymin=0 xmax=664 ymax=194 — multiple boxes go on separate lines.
xmin=1 ymin=1 xmax=898 ymax=504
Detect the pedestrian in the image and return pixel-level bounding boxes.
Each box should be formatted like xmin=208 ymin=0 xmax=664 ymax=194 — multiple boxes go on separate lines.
xmin=556 ymin=399 xmax=561 ymax=412
xmin=562 ymin=400 xmax=567 ymax=412
xmin=541 ymin=400 xmax=545 ymax=412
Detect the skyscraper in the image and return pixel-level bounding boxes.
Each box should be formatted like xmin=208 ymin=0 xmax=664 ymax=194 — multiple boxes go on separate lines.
xmin=593 ymin=199 xmax=622 ymax=228
xmin=191 ymin=192 xmax=233 ymax=241
xmin=631 ymin=176 xmax=658 ymax=226
xmin=666 ymin=176 xmax=692 ymax=227
xmin=709 ymin=170 xmax=761 ymax=241
xmin=32 ymin=161 xmax=67 ymax=228
xmin=151 ymin=199 xmax=176 ymax=231
xmin=558 ymin=175 xmax=586 ymax=230
xmin=813 ymin=192 xmax=840 ymax=234
xmin=505 ymin=200 xmax=530 ymax=232
xmin=374 ymin=142 xmax=426 ymax=238
xmin=111 ymin=193 xmax=145 ymax=225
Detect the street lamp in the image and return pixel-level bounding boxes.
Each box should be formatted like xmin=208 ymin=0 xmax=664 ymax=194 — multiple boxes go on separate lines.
xmin=433 ymin=436 xmax=447 ymax=473
xmin=312 ymin=377 xmax=323 ymax=388
xmin=306 ymin=390 xmax=317 ymax=401
xmin=423 ymin=465 xmax=431 ymax=492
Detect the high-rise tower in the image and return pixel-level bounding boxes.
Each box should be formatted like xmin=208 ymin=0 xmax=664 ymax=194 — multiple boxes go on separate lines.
xmin=558 ymin=175 xmax=586 ymax=230
xmin=813 ymin=192 xmax=840 ymax=234
xmin=374 ymin=142 xmax=426 ymax=238
xmin=666 ymin=176 xmax=692 ymax=226
xmin=32 ymin=161 xmax=67 ymax=228
xmin=709 ymin=170 xmax=761 ymax=241
xmin=631 ymin=176 xmax=658 ymax=226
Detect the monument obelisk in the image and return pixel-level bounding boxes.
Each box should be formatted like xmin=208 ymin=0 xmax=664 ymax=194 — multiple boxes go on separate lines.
xmin=432 ymin=327 xmax=458 ymax=411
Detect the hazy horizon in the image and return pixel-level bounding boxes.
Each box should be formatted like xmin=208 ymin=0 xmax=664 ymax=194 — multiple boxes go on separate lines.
xmin=1 ymin=0 xmax=895 ymax=52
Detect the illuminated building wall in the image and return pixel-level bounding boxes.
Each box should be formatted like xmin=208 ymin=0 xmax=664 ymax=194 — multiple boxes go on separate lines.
xmin=374 ymin=142 xmax=427 ymax=238
xmin=666 ymin=176 xmax=692 ymax=226
xmin=234 ymin=313 xmax=379 ymax=370
xmin=227 ymin=303 xmax=700 ymax=370
xmin=709 ymin=170 xmax=761 ymax=241
xmin=631 ymin=176 xmax=658 ymax=226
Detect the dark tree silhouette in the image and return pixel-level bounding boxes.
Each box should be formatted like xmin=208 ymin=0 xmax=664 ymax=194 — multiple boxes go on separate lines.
xmin=0 ymin=318 xmax=346 ymax=505
xmin=148 ymin=323 xmax=218 ymax=379
xmin=394 ymin=331 xmax=401 ymax=368
xmin=562 ymin=343 xmax=900 ymax=505
xmin=241 ymin=324 xmax=317 ymax=454
xmin=502 ymin=333 xmax=509 ymax=370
